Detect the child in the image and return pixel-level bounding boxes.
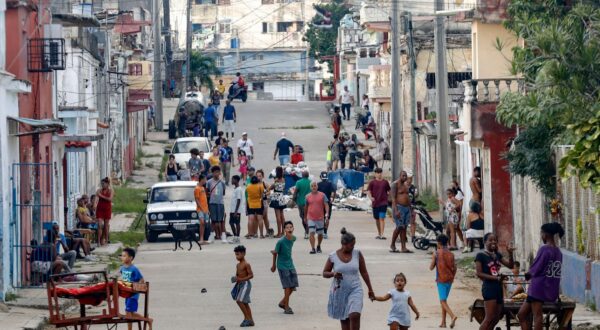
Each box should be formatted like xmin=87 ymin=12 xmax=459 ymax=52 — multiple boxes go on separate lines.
xmin=232 ymin=245 xmax=254 ymax=327
xmin=517 ymin=222 xmax=564 ymax=330
xmin=119 ymin=247 xmax=153 ymax=330
xmin=429 ymin=234 xmax=458 ymax=329
xmin=504 ymin=261 xmax=526 ymax=298
xmin=372 ymin=273 xmax=420 ymax=330
xmin=238 ymin=150 xmax=248 ymax=182
xmin=229 ymin=175 xmax=243 ymax=242
xmin=194 ymin=175 xmax=209 ymax=244
xmin=270 ymin=221 xmax=297 ymax=315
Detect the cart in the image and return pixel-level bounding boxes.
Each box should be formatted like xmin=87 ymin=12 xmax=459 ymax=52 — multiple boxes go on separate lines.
xmin=47 ymin=271 xmax=151 ymax=330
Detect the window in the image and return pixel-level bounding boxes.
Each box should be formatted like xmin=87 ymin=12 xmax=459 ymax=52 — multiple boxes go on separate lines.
xmin=276 ymin=21 xmax=304 ymax=32
xmin=254 ymin=54 xmax=263 ymax=61
xmin=262 ymin=22 xmax=275 ymax=33
xmin=192 ymin=23 xmax=202 ymax=33
xmin=426 ymin=72 xmax=473 ymax=89
xmin=252 ymin=82 xmax=264 ymax=91
xmin=219 ymin=22 xmax=231 ymax=33
xmin=195 ymin=0 xmax=216 ymax=4
xmin=216 ymin=56 xmax=224 ymax=67
xmin=128 ymin=63 xmax=142 ymax=76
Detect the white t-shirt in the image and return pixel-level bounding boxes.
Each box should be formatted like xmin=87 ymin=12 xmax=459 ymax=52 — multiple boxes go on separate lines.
xmin=230 ymin=186 xmax=245 ymax=213
xmin=237 ymin=138 xmax=254 ymax=157
xmin=455 ymin=190 xmax=464 ymax=201
xmin=341 ymin=90 xmax=352 ymax=104
xmin=361 ymin=98 xmax=369 ymax=109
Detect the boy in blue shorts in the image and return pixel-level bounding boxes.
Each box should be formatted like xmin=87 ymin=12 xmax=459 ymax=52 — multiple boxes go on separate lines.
xmin=119 ymin=247 xmax=152 ymax=330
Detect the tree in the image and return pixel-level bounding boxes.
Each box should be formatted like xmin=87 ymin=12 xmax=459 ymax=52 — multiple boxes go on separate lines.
xmin=189 ymin=51 xmax=221 ymax=91
xmin=303 ymin=0 xmax=350 ymax=69
xmin=497 ymin=0 xmax=600 ymax=195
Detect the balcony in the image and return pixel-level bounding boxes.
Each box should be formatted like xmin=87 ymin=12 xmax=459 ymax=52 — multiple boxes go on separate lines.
xmin=50 ymin=1 xmax=100 ymax=27
xmin=360 ymin=2 xmax=391 ymax=32
xmin=463 ymin=78 xmax=524 ymax=103
xmin=368 ymin=65 xmax=391 ymax=101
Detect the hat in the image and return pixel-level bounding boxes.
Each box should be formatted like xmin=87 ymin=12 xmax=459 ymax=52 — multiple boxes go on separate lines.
xmin=242 ymin=132 xmax=248 ymax=135
xmin=320 ymin=171 xmax=328 ymax=180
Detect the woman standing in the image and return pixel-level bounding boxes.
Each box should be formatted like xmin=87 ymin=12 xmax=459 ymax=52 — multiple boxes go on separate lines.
xmin=269 ymin=166 xmax=287 ymax=238
xmin=475 ymin=233 xmax=515 ymax=330
xmin=95 ymin=177 xmax=114 ymax=246
xmin=323 ymin=228 xmax=375 ymax=330
xmin=442 ymin=189 xmax=460 ymax=250
xmin=256 ymin=169 xmax=273 ymax=238
xmin=451 ymin=181 xmax=465 ymax=247
xmin=245 ymin=175 xmax=264 ymax=239
xmin=164 ymin=154 xmax=179 ymax=181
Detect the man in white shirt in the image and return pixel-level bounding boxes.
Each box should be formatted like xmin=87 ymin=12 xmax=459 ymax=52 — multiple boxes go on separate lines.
xmin=237 ymin=132 xmax=254 ymax=165
xmin=338 ymin=85 xmax=354 ymax=121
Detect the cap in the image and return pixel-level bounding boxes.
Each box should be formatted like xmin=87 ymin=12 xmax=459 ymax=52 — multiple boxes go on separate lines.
xmin=320 ymin=171 xmax=328 ymax=179
xmin=242 ymin=132 xmax=248 ymax=135
xmin=281 ymin=132 xmax=286 ymax=137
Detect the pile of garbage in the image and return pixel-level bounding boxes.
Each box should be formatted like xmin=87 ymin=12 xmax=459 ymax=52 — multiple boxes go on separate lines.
xmin=333 ymin=188 xmax=371 ymax=211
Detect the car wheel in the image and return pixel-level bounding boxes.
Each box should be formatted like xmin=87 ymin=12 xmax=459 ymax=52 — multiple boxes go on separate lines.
xmin=145 ymin=224 xmax=158 ymax=242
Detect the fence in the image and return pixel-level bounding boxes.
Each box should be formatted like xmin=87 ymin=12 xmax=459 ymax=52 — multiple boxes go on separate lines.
xmin=556 ymin=146 xmax=600 ymax=261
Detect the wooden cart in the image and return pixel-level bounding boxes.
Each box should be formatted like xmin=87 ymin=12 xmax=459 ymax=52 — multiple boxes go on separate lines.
xmin=469 ymin=298 xmax=576 ymax=330
xmin=46 ymin=271 xmax=151 ymax=330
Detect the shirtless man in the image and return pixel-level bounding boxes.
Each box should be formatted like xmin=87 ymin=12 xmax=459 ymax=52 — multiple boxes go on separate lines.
xmin=469 ymin=166 xmax=482 ymax=211
xmin=390 ymin=171 xmax=412 ymax=253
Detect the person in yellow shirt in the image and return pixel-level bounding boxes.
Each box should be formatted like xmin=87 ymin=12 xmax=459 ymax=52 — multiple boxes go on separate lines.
xmin=194 ymin=175 xmax=210 ymax=244
xmin=245 ymin=176 xmax=264 ymax=239
xmin=217 ymin=79 xmax=226 ymax=98
xmin=209 ymin=146 xmax=221 ymax=167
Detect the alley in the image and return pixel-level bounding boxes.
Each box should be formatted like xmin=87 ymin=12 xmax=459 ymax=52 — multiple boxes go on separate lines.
xmin=134 ymin=100 xmax=481 ymax=329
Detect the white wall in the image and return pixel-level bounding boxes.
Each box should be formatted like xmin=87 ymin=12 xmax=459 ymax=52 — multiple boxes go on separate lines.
xmin=264 ymin=80 xmax=304 ymax=101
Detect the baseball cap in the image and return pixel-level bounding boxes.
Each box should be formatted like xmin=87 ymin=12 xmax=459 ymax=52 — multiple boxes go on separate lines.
xmin=242 ymin=132 xmax=248 ymax=135
xmin=320 ymin=171 xmax=328 ymax=179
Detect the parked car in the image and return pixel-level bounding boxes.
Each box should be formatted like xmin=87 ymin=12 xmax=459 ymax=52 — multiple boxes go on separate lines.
xmin=144 ymin=181 xmax=200 ymax=242
xmin=165 ymin=137 xmax=212 ymax=166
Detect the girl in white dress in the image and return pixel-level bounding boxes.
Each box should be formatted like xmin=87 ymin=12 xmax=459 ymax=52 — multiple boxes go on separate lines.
xmin=372 ymin=273 xmax=420 ymax=330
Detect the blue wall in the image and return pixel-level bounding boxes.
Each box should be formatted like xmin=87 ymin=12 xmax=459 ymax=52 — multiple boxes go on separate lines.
xmin=592 ymin=262 xmax=600 ymax=308
xmin=214 ymin=51 xmax=307 ymax=76
xmin=560 ymin=249 xmax=588 ymax=303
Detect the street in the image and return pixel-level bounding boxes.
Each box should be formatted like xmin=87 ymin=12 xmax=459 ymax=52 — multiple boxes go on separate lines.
xmin=135 ymin=100 xmax=481 ymax=329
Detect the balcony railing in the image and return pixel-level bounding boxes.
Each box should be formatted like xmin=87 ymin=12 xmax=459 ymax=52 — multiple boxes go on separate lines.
xmin=368 ymin=65 xmax=391 ymax=99
xmin=463 ymin=78 xmax=524 ymax=103
xmin=360 ymin=2 xmax=391 ymax=25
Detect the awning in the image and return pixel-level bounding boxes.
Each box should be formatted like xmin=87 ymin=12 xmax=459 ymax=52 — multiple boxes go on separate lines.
xmin=127 ymin=100 xmax=154 ymax=113
xmin=8 ymin=116 xmax=66 ymax=136
xmin=52 ymin=13 xmax=100 ymax=27
xmin=53 ymin=134 xmax=104 ymax=142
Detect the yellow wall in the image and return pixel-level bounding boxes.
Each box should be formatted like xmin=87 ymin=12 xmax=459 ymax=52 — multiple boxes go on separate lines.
xmin=128 ymin=61 xmax=153 ymax=91
xmin=472 ymin=21 xmax=516 ymax=79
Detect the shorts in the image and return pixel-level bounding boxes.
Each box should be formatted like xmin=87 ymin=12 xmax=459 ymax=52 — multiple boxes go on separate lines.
xmin=232 ymin=281 xmax=252 ymax=304
xmin=198 ymin=212 xmax=210 ymax=222
xmin=393 ymin=205 xmax=411 ymax=229
xmin=526 ymin=295 xmax=543 ymax=303
xmin=248 ymin=207 xmax=263 ymax=215
xmin=278 ymin=269 xmax=299 ymax=289
xmin=372 ymin=205 xmax=388 ymax=220
xmin=308 ymin=220 xmax=325 ymax=234
xmin=125 ymin=297 xmax=139 ymax=313
xmin=278 ymin=155 xmax=290 ymax=165
xmin=209 ymin=203 xmax=225 ymax=222
xmin=223 ymin=120 xmax=235 ymax=133
xmin=482 ymin=282 xmax=504 ymax=303
xmin=466 ymin=228 xmax=484 ymax=239
xmin=229 ymin=213 xmax=241 ymax=225
xmin=437 ymin=282 xmax=453 ymax=301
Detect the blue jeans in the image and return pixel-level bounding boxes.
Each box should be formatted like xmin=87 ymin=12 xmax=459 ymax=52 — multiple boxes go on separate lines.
xmin=278 ymin=155 xmax=290 ymax=165
xmin=341 ymin=103 xmax=351 ymax=119
xmin=204 ymin=121 xmax=217 ymax=138
xmin=167 ymin=175 xmax=178 ymax=181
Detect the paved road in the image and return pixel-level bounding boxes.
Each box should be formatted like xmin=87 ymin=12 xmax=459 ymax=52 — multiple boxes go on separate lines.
xmin=135 ymin=100 xmax=481 ymax=329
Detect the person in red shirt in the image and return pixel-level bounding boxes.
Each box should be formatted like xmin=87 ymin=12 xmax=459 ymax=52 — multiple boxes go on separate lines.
xmin=290 ymin=145 xmax=304 ymax=165
xmin=304 ymin=181 xmax=329 ymax=254
xmin=366 ymin=168 xmax=391 ymax=240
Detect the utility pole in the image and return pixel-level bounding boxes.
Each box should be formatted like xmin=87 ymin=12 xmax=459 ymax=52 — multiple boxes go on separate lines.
xmin=184 ymin=0 xmax=192 ymax=93
xmin=305 ymin=46 xmax=310 ymax=101
xmin=163 ymin=0 xmax=172 ymax=92
xmin=153 ymin=0 xmax=164 ymax=129
xmin=234 ymin=28 xmax=240 ymax=71
xmin=434 ymin=0 xmax=451 ymax=197
xmin=391 ymin=0 xmax=404 ymax=180
xmin=407 ymin=12 xmax=418 ymax=184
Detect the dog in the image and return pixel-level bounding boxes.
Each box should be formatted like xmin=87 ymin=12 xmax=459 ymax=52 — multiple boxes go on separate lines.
xmin=166 ymin=223 xmax=202 ymax=251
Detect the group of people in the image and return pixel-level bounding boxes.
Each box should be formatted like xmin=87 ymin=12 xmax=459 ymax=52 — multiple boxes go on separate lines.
xmin=328 ymin=134 xmax=376 ymax=173
xmin=74 ymin=177 xmax=114 ymax=247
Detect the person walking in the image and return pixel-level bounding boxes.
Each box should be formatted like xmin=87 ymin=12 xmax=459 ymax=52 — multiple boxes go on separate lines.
xmin=292 ymin=171 xmax=312 ymax=239
xmin=222 ymin=99 xmax=237 ymax=139
xmin=95 ymin=177 xmax=114 ymax=246
xmin=331 ymin=106 xmax=342 ymax=136
xmin=366 ymin=168 xmax=390 ymax=240
xmin=164 ymin=155 xmax=179 ymax=181
xmin=188 ymin=148 xmax=204 ymax=181
xmin=256 ymin=169 xmax=273 ymax=238
xmin=237 ymin=132 xmax=255 ymax=166
xmin=245 ymin=175 xmax=264 ymax=239
xmin=441 ymin=188 xmax=461 ymax=250
xmin=204 ymin=102 xmax=218 ymax=139
xmin=391 ymin=171 xmax=412 ymax=253
xmin=339 ymin=85 xmax=354 ymax=121
xmin=271 ymin=221 xmax=298 ymax=315
xmin=371 ymin=273 xmax=420 ymax=330
xmin=269 ymin=166 xmax=287 ymax=238
xmin=273 ymin=132 xmax=294 ymax=165
xmin=207 ymin=166 xmax=227 ymax=243
xmin=429 ymin=234 xmax=458 ymax=329
xmin=317 ymin=171 xmax=336 ymax=239
xmin=305 ymin=181 xmax=329 ymax=254
xmin=220 ymin=139 xmax=235 ymax=185
xmin=323 ymin=228 xmax=375 ymax=330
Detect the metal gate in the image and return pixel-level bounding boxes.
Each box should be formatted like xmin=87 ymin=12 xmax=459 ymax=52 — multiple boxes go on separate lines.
xmin=10 ymin=163 xmax=55 ymax=288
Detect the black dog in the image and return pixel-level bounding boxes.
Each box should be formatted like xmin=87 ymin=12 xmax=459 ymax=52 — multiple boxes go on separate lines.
xmin=167 ymin=223 xmax=202 ymax=251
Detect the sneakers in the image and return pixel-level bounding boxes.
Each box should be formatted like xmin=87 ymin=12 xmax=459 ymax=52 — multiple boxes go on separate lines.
xmin=317 ymin=246 xmax=322 ymax=253
xmin=310 ymin=249 xmax=317 ymax=254
xmin=323 ymin=233 xmax=328 ymax=239
xmin=84 ymin=255 xmax=97 ymax=262
xmin=304 ymin=233 xmax=309 ymax=240
xmin=284 ymin=308 xmax=294 ymax=314
xmin=240 ymin=320 xmax=255 ymax=327
xmin=221 ymin=233 xmax=227 ymax=244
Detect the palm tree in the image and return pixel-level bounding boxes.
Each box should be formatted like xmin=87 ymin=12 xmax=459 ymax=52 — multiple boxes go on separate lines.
xmin=189 ymin=51 xmax=221 ymax=91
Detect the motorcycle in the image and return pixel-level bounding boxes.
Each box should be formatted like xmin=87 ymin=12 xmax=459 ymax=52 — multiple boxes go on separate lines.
xmin=227 ymin=83 xmax=248 ymax=103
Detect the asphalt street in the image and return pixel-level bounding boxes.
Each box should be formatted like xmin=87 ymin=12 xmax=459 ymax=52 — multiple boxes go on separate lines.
xmin=135 ymin=100 xmax=481 ymax=329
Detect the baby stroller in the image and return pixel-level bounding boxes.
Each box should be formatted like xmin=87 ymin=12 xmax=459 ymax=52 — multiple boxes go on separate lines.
xmin=412 ymin=201 xmax=445 ymax=250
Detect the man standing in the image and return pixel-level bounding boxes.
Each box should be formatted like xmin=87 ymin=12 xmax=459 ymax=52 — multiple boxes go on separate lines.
xmin=317 ymin=171 xmax=335 ymax=239
xmin=273 ymin=132 xmax=294 ymax=165
xmin=220 ymin=139 xmax=235 ymax=185
xmin=338 ymin=85 xmax=354 ymax=121
xmin=204 ymin=102 xmax=218 ymax=139
xmin=237 ymin=132 xmax=254 ymax=166
xmin=178 ymin=108 xmax=187 ymax=138
xmin=292 ymin=171 xmax=312 ymax=239
xmin=366 ymin=168 xmax=391 ymax=240
xmin=304 ymin=181 xmax=329 ymax=254
xmin=391 ymin=170 xmax=412 ymax=253
xmin=270 ymin=221 xmax=298 ymax=315
xmin=188 ymin=148 xmax=204 ymax=180
xmin=222 ymin=100 xmax=237 ymax=139
xmin=207 ymin=166 xmax=227 ymax=243
xmin=469 ymin=166 xmax=482 ymax=211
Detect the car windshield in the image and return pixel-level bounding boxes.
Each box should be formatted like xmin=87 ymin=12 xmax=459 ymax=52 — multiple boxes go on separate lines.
xmin=172 ymin=140 xmax=209 ymax=154
xmin=151 ymin=187 xmax=195 ymax=203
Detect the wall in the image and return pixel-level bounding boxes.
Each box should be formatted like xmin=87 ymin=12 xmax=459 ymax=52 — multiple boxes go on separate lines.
xmin=215 ymin=50 xmax=306 ymax=76
xmin=511 ymin=175 xmax=547 ymax=267
xmin=561 ymin=250 xmax=589 ymax=304
xmin=128 ymin=60 xmax=154 ymax=91
xmin=471 ymin=21 xmax=516 ymax=80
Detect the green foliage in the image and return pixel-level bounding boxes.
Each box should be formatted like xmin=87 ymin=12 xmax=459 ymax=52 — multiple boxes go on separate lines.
xmin=303 ymin=0 xmax=350 ymax=69
xmin=498 ymin=0 xmax=600 ymax=194
xmin=419 ymin=188 xmax=440 ymax=212
xmin=158 ymin=155 xmax=167 ymax=180
xmin=112 ymin=187 xmax=147 ymax=214
xmin=190 ymin=52 xmax=221 ymax=90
